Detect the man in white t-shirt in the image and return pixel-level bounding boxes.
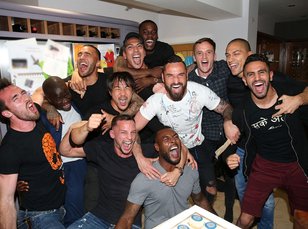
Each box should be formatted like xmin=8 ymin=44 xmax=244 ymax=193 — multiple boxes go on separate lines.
xmin=134 ymin=55 xmax=238 ymax=197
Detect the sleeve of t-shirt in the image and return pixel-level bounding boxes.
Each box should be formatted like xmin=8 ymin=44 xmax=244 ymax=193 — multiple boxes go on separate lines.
xmin=83 ymin=138 xmax=109 ymax=163
xmin=139 ymin=94 xmax=161 ymax=121
xmin=0 ymin=142 xmax=20 ymax=174
xmin=127 ymin=173 xmax=149 ymax=205
xmin=190 ymin=167 xmax=202 ymax=194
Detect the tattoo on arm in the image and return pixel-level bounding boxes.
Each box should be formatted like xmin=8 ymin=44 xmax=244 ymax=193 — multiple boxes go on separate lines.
xmin=214 ymin=99 xmax=233 ymax=121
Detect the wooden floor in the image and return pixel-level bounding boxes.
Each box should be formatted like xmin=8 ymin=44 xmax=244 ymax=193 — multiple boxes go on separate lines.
xmin=213 ymin=188 xmax=293 ymax=229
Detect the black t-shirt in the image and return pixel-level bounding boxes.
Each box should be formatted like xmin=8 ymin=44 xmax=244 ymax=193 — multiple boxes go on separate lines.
xmin=70 ymin=72 xmax=110 ymax=118
xmin=0 ymin=121 xmax=65 ymax=211
xmin=144 ymin=41 xmax=174 ymax=68
xmin=245 ymin=97 xmax=297 ymax=162
xmin=84 ymin=139 xmax=156 ymax=225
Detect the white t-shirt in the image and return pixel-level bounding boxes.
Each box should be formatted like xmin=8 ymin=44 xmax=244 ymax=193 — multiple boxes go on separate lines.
xmin=140 ymin=81 xmax=220 ymax=148
xmin=58 ymin=106 xmax=82 ymax=163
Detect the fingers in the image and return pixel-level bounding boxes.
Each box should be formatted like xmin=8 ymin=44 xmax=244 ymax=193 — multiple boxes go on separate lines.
xmin=144 ymin=165 xmax=161 ymax=180
xmin=226 ymin=154 xmax=240 ymax=170
xmin=88 ymin=114 xmax=104 ymax=131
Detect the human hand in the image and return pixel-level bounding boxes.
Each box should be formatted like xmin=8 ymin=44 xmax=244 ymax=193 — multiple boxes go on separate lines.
xmin=153 ymin=83 xmax=167 ymax=94
xmin=186 ymin=63 xmax=196 ymax=74
xmin=69 ymin=70 xmax=87 ymax=92
xmin=137 ymin=156 xmax=161 ymax=179
xmin=149 ymin=66 xmax=163 ymax=78
xmin=46 ymin=106 xmax=64 ymax=131
xmin=17 ymin=181 xmax=29 ymax=192
xmin=100 ymin=109 xmax=114 ymax=135
xmin=87 ymin=114 xmax=105 ymax=132
xmin=187 ymin=151 xmax=198 ymax=169
xmin=224 ymin=120 xmax=240 ymax=144
xmin=226 ymin=154 xmax=240 ymax=170
xmin=273 ymin=94 xmax=302 ymax=117
xmin=135 ymin=77 xmax=153 ymax=93
xmin=160 ymin=169 xmax=181 ymax=187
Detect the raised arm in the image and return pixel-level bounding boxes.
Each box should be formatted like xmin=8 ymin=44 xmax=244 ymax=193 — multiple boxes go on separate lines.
xmin=0 ymin=174 xmax=18 ymax=229
xmin=59 ymin=121 xmax=87 ymax=158
xmin=31 ymin=87 xmax=44 ymax=106
xmin=115 ymin=201 xmax=142 ymax=229
xmin=121 ymin=93 xmax=144 ymax=116
xmin=70 ymin=113 xmax=104 ymax=145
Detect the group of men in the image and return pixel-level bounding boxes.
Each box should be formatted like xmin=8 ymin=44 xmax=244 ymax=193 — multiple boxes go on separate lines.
xmin=0 ymin=18 xmax=308 ymax=229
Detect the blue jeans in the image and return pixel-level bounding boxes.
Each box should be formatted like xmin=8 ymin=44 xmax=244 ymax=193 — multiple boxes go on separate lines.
xmin=67 ymin=212 xmax=141 ymax=229
xmin=17 ymin=206 xmax=65 ymax=229
xmin=235 ymin=147 xmax=274 ymax=229
xmin=63 ymin=159 xmax=87 ymax=227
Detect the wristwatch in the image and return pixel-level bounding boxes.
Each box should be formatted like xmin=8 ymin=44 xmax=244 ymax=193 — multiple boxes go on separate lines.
xmin=175 ymin=166 xmax=184 ymax=176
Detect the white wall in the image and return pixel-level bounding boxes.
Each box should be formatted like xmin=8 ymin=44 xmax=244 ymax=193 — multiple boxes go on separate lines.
xmin=38 ymin=0 xmax=257 ymax=59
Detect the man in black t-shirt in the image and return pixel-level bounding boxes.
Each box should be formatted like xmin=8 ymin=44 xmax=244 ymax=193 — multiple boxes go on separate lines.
xmin=0 ymin=79 xmax=65 ymax=228
xmin=225 ymin=54 xmax=308 ymax=229
xmin=60 ymin=115 xmax=154 ymax=228
xmin=139 ymin=20 xmax=174 ymax=68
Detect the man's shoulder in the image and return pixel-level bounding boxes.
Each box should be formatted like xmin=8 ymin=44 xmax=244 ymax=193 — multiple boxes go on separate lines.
xmin=155 ymin=40 xmax=173 ymax=50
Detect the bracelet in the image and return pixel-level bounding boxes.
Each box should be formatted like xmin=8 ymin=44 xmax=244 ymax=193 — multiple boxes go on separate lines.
xmin=175 ymin=166 xmax=184 ymax=176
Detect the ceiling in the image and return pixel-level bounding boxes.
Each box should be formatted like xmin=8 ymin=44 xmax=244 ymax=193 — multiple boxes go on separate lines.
xmin=100 ymin=0 xmax=308 ymax=22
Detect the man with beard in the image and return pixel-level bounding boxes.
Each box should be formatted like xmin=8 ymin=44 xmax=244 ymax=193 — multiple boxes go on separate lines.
xmin=0 ymin=79 xmax=65 ymax=228
xmin=224 ymin=54 xmax=308 ymax=229
xmin=224 ymin=38 xmax=308 ymax=229
xmin=59 ymin=114 xmax=155 ymax=229
xmin=134 ymin=55 xmax=238 ymax=198
xmin=115 ymin=128 xmax=215 ymax=229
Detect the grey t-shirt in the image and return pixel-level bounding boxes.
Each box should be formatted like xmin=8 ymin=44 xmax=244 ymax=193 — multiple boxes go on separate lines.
xmin=127 ymin=161 xmax=201 ymax=229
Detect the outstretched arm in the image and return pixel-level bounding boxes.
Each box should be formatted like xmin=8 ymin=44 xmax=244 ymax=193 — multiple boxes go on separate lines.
xmin=115 ymin=201 xmax=141 ymax=229
xmin=0 ymin=174 xmax=18 ymax=229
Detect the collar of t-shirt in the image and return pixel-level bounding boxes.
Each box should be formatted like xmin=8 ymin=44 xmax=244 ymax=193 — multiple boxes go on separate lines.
xmin=195 ymin=68 xmax=208 ymax=79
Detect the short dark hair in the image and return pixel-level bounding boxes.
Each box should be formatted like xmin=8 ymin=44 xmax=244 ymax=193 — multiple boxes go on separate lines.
xmin=123 ymin=32 xmax=144 ymax=48
xmin=193 ymin=37 xmax=216 ymax=52
xmin=0 ymin=78 xmax=12 ymax=122
xmin=139 ymin=20 xmax=157 ymax=31
xmin=163 ymin=55 xmax=186 ymax=71
xmin=111 ymin=114 xmax=135 ymax=128
xmin=227 ymin=38 xmax=251 ymax=51
xmin=82 ymin=44 xmax=101 ymax=61
xmin=243 ymin=54 xmax=270 ymax=73
xmin=107 ymin=72 xmax=136 ymax=92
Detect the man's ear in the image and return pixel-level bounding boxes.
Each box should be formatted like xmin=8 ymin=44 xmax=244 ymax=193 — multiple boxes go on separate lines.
xmin=242 ymin=77 xmax=247 ymax=86
xmin=123 ymin=52 xmax=127 ymax=60
xmin=269 ymin=71 xmax=274 ymax=81
xmin=109 ymin=129 xmax=115 ymax=139
xmin=2 ymin=110 xmax=12 ymax=119
xmin=154 ymin=143 xmax=159 ymax=152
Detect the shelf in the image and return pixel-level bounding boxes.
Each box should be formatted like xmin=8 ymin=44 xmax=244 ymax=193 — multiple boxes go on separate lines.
xmin=0 ymin=1 xmax=138 ymax=44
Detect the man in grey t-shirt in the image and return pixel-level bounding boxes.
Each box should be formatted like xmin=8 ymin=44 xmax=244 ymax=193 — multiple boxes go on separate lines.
xmin=115 ymin=128 xmax=216 ymax=229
